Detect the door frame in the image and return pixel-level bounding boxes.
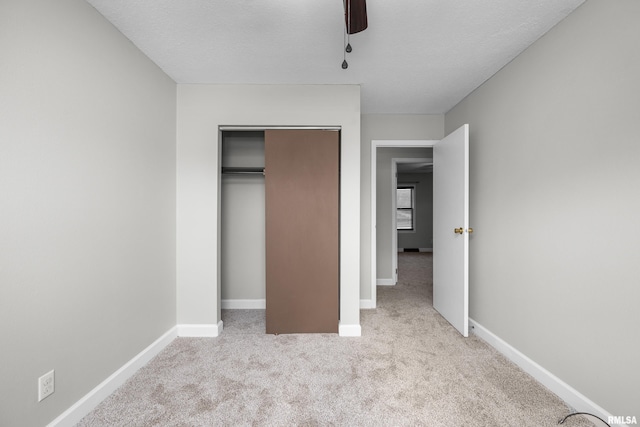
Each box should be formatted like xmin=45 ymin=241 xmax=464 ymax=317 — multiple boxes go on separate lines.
xmin=370 ymin=140 xmax=437 ymax=308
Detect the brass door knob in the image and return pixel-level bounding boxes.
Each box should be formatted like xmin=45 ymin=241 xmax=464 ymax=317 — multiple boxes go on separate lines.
xmin=454 ymin=227 xmax=464 ymax=234
xmin=467 ymin=228 xmax=474 ymax=234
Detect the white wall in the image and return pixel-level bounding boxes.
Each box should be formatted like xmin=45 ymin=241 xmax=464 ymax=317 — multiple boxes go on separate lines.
xmin=0 ymin=0 xmax=177 ymax=425
xmin=360 ymin=115 xmax=443 ymax=300
xmin=397 ymin=173 xmax=433 ymax=250
xmin=177 ymin=85 xmax=361 ymax=332
xmin=446 ymin=0 xmax=639 ymax=417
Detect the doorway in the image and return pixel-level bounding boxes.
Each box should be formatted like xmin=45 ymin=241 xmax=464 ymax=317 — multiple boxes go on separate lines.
xmin=392 ymin=157 xmax=433 ymax=284
xmin=370 ymin=140 xmax=437 ymax=308
xmin=371 ymin=125 xmax=470 ymax=337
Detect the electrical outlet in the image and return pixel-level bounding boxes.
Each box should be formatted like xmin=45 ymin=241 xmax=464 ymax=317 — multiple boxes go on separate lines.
xmin=38 ymin=370 xmax=55 ymax=402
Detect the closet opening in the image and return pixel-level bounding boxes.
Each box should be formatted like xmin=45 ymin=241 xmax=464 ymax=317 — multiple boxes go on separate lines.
xmin=219 ymin=128 xmax=341 ymax=334
xmin=220 ymin=130 xmax=267 ymax=332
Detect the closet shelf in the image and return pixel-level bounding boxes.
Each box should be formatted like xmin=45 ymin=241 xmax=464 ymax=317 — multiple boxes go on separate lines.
xmin=222 ymin=167 xmax=265 ymax=175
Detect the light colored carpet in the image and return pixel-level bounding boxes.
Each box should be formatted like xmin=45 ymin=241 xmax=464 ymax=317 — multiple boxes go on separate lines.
xmin=78 ymin=253 xmax=593 ymax=426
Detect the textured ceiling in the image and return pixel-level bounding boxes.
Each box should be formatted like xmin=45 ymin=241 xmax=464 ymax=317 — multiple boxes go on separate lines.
xmin=86 ymin=0 xmax=584 ymax=114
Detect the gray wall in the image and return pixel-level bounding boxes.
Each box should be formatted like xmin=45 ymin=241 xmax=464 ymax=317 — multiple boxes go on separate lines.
xmin=397 ymin=173 xmax=433 ymax=250
xmin=445 ymin=0 xmax=639 ymax=416
xmin=376 ymin=148 xmax=432 ymax=280
xmin=360 ymin=115 xmax=444 ymax=299
xmin=221 ymin=177 xmax=265 ymax=300
xmin=0 ymin=1 xmax=177 ymax=425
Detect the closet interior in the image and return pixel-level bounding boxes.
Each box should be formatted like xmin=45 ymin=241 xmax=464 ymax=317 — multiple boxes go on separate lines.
xmin=221 ymin=130 xmax=266 ymax=313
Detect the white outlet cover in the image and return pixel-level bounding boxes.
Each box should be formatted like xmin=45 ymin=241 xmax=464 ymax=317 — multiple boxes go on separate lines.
xmin=38 ymin=370 xmax=55 ymax=402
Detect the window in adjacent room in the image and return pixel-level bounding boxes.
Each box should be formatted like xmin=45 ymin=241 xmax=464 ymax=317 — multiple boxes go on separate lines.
xmin=397 ymin=186 xmax=415 ymax=231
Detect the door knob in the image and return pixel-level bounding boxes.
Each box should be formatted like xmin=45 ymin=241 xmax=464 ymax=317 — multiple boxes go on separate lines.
xmin=467 ymin=228 xmax=474 ymax=234
xmin=454 ymin=227 xmax=464 ymax=234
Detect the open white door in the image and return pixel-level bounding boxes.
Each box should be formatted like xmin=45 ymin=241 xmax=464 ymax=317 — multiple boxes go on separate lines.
xmin=433 ymin=124 xmax=469 ymax=337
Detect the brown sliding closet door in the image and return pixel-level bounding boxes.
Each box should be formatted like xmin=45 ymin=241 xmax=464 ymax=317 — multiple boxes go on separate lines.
xmin=265 ymin=129 xmax=339 ymax=334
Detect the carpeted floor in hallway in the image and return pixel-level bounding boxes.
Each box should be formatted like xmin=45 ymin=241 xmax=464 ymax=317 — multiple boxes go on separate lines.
xmin=77 ymin=253 xmax=593 ymax=426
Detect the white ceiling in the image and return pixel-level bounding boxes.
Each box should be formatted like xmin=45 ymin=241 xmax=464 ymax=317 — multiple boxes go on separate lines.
xmin=86 ymin=0 xmax=584 ymax=114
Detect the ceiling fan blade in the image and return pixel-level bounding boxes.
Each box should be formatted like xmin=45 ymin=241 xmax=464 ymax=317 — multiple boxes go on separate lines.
xmin=345 ymin=0 xmax=368 ymax=34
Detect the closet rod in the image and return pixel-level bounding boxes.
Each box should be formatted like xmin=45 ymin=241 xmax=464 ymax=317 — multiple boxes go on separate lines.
xmin=221 ymin=167 xmax=265 ymax=175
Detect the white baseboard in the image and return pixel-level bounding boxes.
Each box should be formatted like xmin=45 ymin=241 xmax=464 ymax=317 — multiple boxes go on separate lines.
xmin=338 ymin=322 xmax=362 ymax=337
xmin=360 ymin=299 xmax=375 ymax=309
xmin=469 ymin=319 xmax=621 ymax=426
xmin=177 ymin=321 xmax=223 ymax=337
xmin=377 ymin=278 xmax=394 ymax=286
xmin=221 ymin=299 xmax=266 ymax=309
xmin=47 ymin=327 xmax=177 ymax=427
